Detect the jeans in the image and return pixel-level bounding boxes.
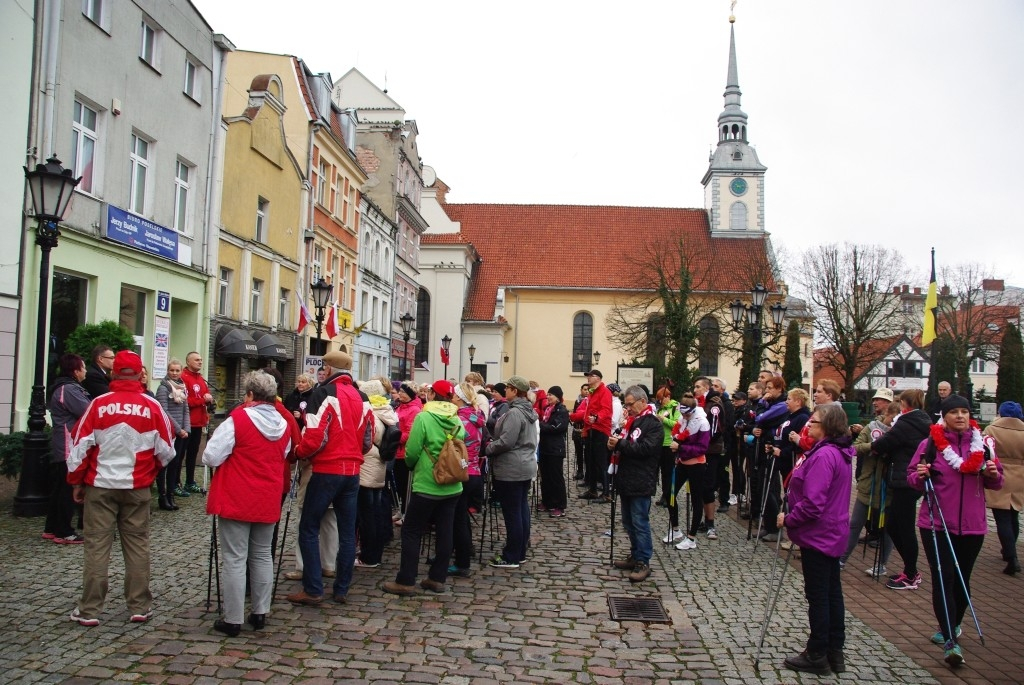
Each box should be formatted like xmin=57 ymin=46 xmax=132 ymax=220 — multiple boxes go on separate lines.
xmin=841 ymin=498 xmax=893 ymax=566
xmin=920 ymin=529 xmax=984 ymax=643
xmin=496 ymin=479 xmax=531 ymax=563
xmin=800 ymin=546 xmax=845 ymax=656
xmin=218 ymin=518 xmax=273 ymax=625
xmin=396 ymin=493 xmax=458 ymax=585
xmin=357 ymin=487 xmax=387 ymax=565
xmin=620 ymin=495 xmax=653 ymax=564
xmin=992 ymin=508 xmax=1020 ymax=562
xmin=298 ymin=473 xmax=358 ymax=597
xmin=887 ymin=487 xmax=922 ymax=575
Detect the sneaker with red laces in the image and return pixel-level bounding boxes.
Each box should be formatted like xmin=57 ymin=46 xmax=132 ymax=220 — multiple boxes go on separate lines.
xmin=130 ymin=610 xmax=153 ymax=623
xmin=549 ymin=508 xmax=565 ymax=518
xmin=54 ymin=534 xmax=85 ymax=545
xmin=69 ymin=608 xmax=99 ymax=626
xmin=886 ymin=571 xmax=922 ymax=590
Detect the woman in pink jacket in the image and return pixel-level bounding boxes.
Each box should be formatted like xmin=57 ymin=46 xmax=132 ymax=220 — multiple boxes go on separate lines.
xmin=907 ymin=394 xmax=1003 ymax=668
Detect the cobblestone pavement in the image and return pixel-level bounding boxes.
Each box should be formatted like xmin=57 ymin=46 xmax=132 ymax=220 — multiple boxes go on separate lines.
xmin=0 ymin=473 xmax=961 ymax=685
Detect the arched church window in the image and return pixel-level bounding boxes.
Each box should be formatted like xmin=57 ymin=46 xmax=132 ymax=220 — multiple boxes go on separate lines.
xmin=697 ymin=316 xmax=720 ymax=376
xmin=730 ymin=201 xmax=748 ymax=230
xmin=572 ymin=312 xmax=593 ymax=373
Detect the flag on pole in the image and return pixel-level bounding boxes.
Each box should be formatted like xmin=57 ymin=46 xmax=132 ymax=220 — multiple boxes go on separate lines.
xmin=324 ymin=300 xmax=340 ymax=339
xmin=440 ymin=345 xmax=450 ymax=365
xmin=296 ymin=298 xmax=313 ymax=334
xmin=922 ymin=248 xmax=938 ymax=347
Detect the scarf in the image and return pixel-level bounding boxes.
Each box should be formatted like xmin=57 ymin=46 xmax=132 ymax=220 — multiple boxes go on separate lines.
xmin=931 ymin=421 xmax=985 ymax=474
xmin=164 ymin=377 xmax=186 ymax=404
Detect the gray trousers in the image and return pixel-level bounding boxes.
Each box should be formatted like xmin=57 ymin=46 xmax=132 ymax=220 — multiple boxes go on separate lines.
xmin=218 ymin=518 xmax=274 ymax=624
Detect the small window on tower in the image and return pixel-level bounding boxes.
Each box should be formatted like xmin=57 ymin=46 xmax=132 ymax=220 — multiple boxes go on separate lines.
xmin=733 ymin=148 xmax=743 ymax=161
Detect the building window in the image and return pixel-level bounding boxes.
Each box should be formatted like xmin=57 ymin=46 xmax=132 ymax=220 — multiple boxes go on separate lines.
xmin=218 ymin=268 xmax=231 ymax=316
xmin=572 ymin=312 xmax=593 ymax=373
xmin=71 ymin=100 xmax=98 ymax=194
xmin=82 ymin=0 xmax=106 ymax=28
xmin=887 ymin=360 xmax=923 ymax=378
xmin=183 ymin=59 xmax=200 ymax=101
xmin=129 ymin=133 xmax=150 ymax=215
xmin=49 ymin=271 xmax=88 ymax=374
xmin=172 ymin=160 xmax=191 ymax=233
xmin=729 ymin=201 xmax=748 ymax=231
xmin=278 ymin=288 xmax=289 ymax=327
xmin=139 ymin=20 xmax=159 ymax=68
xmin=312 ymin=245 xmax=324 ymax=283
xmin=697 ymin=315 xmax=720 ymax=376
xmin=334 ymin=175 xmax=344 ymax=217
xmin=414 ymin=289 xmax=431 ymax=366
xmin=119 ymin=286 xmax=147 ymax=355
xmin=251 ymin=279 xmax=264 ymax=323
xmin=970 ymin=359 xmax=986 ymax=374
xmin=255 ymin=197 xmax=268 ymax=242
xmin=317 ymin=161 xmax=328 ymax=206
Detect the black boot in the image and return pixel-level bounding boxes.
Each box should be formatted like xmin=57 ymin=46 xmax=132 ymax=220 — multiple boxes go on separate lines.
xmin=1004 ymin=559 xmax=1021 ymax=575
xmin=248 ymin=613 xmax=266 ymax=630
xmin=167 ymin=494 xmax=179 ymax=511
xmin=158 ymin=494 xmax=174 ymax=511
xmin=214 ymin=619 xmax=241 ymax=637
xmin=783 ymin=650 xmax=831 ymax=675
xmin=827 ymin=650 xmax=845 ymax=674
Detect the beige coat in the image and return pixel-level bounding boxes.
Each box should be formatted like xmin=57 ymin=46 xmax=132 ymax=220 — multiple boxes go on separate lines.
xmin=984 ymin=417 xmax=1024 ymax=511
xmin=359 ymin=396 xmax=398 ymax=489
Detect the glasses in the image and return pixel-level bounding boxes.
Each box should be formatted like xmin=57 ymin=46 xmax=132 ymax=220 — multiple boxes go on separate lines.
xmin=101 ymin=355 xmax=115 ymax=360
xmin=807 ymin=419 xmax=821 ymax=424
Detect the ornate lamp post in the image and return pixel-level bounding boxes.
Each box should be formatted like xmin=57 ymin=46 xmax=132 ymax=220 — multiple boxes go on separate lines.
xmin=441 ymin=334 xmax=452 ymax=379
xmin=14 ymin=156 xmax=81 ymax=517
xmin=593 ymin=350 xmax=601 ymax=366
xmin=468 ymin=344 xmax=476 ymax=367
xmin=309 ymin=277 xmax=333 ymax=355
xmin=729 ymin=283 xmax=786 ymax=384
xmin=399 ymin=312 xmax=415 ymax=380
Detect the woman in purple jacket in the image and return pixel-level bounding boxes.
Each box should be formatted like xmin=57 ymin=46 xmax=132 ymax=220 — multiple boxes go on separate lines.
xmin=778 ymin=403 xmax=854 ymax=676
xmin=907 ymin=394 xmax=1003 ymax=668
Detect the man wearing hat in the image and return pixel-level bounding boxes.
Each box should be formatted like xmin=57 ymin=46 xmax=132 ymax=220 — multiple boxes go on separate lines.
xmin=570 ymin=369 xmax=613 ymax=501
xmin=67 ymin=351 xmax=176 ymax=626
xmin=289 ymin=349 xmax=372 ymax=605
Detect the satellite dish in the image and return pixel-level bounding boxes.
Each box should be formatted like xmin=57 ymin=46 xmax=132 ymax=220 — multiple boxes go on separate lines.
xmin=422 ymin=165 xmax=436 ymax=187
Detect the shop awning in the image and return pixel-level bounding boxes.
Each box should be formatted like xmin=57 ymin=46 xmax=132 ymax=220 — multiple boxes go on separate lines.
xmin=252 ymin=331 xmax=291 ymax=360
xmin=215 ymin=326 xmax=259 ymax=358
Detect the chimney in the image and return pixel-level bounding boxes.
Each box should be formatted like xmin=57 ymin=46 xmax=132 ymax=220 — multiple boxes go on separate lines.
xmin=983 ymin=278 xmax=1005 ymax=292
xmin=941 ymin=285 xmax=950 ymax=297
xmin=902 ymin=284 xmax=909 ymax=293
xmin=913 ymin=287 xmax=921 ymax=295
xmin=893 ymin=286 xmax=901 ymax=295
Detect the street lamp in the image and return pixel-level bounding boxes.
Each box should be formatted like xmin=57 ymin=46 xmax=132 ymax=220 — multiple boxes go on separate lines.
xmin=441 ymin=334 xmax=452 ymax=379
xmin=399 ymin=311 xmax=415 ymax=380
xmin=14 ymin=156 xmax=81 ymax=517
xmin=730 ymin=283 xmax=786 ymax=386
xmin=468 ymin=344 xmax=476 ymax=367
xmin=309 ymin=277 xmax=333 ymax=355
xmin=593 ymin=350 xmax=601 ymax=365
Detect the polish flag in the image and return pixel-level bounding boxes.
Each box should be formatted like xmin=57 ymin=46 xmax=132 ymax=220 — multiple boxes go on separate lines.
xmin=440 ymin=345 xmax=450 ymax=365
xmin=324 ymin=301 xmax=340 ymax=339
xmin=296 ymin=299 xmax=313 ymax=334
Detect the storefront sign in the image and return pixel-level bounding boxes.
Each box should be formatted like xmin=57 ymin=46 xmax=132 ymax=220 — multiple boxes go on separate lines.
xmin=304 ymin=355 xmax=323 ymax=380
xmin=104 ymin=204 xmax=179 ymax=261
xmin=153 ymin=315 xmax=170 ymax=380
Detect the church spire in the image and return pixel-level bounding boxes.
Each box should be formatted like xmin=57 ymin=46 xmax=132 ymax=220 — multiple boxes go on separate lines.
xmin=717 ymin=18 xmax=748 ymax=144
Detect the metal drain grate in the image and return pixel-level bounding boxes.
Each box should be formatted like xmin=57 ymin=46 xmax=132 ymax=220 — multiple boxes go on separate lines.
xmin=608 ymin=596 xmax=671 ymax=623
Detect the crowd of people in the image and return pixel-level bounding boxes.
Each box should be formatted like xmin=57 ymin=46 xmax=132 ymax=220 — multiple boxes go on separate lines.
xmin=45 ymin=350 xmax=1024 ymax=674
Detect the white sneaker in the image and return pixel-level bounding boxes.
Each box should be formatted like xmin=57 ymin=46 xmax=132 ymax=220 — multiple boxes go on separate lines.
xmin=675 ymin=537 xmax=697 ymax=551
xmin=864 ymin=565 xmax=887 ymax=578
xmin=662 ymin=529 xmax=683 ymax=543
xmin=602 ymin=529 xmax=612 ymax=537
xmin=728 ymin=494 xmax=738 ymax=505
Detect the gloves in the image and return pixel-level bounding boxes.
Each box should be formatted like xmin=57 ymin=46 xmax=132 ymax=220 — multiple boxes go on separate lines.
xmin=744 ymin=434 xmax=755 ymax=444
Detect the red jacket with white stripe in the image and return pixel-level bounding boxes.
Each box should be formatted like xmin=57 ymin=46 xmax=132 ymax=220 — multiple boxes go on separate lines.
xmin=67 ymin=380 xmax=176 ymax=489
xmin=295 ymin=373 xmax=371 ymax=476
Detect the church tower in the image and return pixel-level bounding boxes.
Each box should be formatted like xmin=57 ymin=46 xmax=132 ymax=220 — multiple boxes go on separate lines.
xmin=702 ymin=16 xmax=767 ymax=238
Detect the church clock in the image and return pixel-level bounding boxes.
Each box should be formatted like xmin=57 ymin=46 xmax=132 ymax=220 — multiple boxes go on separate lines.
xmin=729 ymin=177 xmax=748 ymax=196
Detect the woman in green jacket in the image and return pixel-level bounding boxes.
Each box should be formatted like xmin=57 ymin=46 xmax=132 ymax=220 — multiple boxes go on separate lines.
xmin=382 ymin=380 xmax=466 ymax=596
xmin=656 ymin=387 xmax=681 ymax=508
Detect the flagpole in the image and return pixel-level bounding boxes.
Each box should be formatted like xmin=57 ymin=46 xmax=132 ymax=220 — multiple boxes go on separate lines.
xmin=924 ymin=248 xmax=939 ymax=409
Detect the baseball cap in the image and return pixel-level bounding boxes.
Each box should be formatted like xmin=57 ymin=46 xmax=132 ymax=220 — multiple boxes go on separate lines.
xmin=112 ymin=350 xmax=143 ymax=378
xmin=586 ymin=369 xmax=603 ymax=379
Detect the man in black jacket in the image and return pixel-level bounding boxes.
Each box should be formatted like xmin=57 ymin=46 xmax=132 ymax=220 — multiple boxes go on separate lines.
xmin=608 ymin=385 xmax=662 ymax=583
xmin=81 ymin=345 xmax=114 ymax=399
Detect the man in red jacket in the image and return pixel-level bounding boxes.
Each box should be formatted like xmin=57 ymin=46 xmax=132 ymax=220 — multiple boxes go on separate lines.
xmin=577 ymin=369 xmax=613 ymax=501
xmin=180 ymin=351 xmax=214 ymax=495
xmin=67 ymin=351 xmax=176 ymax=626
xmin=287 ymin=350 xmax=371 ymax=606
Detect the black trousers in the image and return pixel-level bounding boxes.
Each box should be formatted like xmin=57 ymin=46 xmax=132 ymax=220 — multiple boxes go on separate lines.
xmin=920 ymin=528 xmax=983 ymax=643
xmin=668 ymin=462 xmax=706 ymax=535
xmin=452 ymin=474 xmax=484 ymax=569
xmin=396 ymin=493 xmax=457 ymax=585
xmin=800 ymin=546 xmax=845 ymax=655
xmin=887 ymin=487 xmax=922 ymax=575
xmin=538 ymin=452 xmax=567 ymax=510
xmin=44 ymin=461 xmax=76 ymax=538
xmin=585 ymin=431 xmax=609 ymax=495
xmin=183 ymin=427 xmax=204 ymax=486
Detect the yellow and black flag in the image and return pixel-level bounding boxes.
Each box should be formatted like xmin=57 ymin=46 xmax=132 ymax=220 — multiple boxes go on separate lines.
xmin=922 ymin=248 xmax=938 ymax=347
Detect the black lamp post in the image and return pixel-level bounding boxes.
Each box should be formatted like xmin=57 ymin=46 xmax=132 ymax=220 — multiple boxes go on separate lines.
xmin=309 ymin=277 xmax=333 ymax=356
xmin=14 ymin=156 xmax=81 ymax=517
xmin=729 ymin=283 xmax=786 ymax=383
xmin=441 ymin=334 xmax=452 ymax=379
xmin=468 ymin=344 xmax=476 ymax=367
xmin=593 ymin=350 xmax=601 ymax=366
xmin=399 ymin=312 xmax=415 ymax=380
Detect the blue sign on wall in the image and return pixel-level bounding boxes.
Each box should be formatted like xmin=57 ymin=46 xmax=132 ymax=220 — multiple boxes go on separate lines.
xmin=104 ymin=204 xmax=178 ymax=261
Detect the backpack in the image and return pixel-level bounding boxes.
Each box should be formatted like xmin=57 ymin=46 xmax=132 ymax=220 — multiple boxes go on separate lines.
xmin=430 ymin=431 xmax=470 ymax=485
xmin=378 ymin=423 xmax=401 ymax=462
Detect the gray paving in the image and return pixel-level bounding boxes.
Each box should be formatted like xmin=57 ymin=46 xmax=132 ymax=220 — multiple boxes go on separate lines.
xmin=0 ymin=483 xmax=937 ymax=684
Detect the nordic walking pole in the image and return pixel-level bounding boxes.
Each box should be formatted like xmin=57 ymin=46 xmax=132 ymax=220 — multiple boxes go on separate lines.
xmin=871 ymin=477 xmax=887 ymax=579
xmin=754 ymin=495 xmax=793 ymax=668
xmin=925 ymin=475 xmax=985 ymax=645
xmin=608 ymin=465 xmax=617 ymax=565
xmin=205 ymin=514 xmax=221 ymax=612
xmin=273 ymin=463 xmax=301 ymax=599
xmin=863 ymin=470 xmax=876 ymax=560
xmin=923 ymin=480 xmax=957 ymax=647
xmin=752 ymin=452 xmax=777 ymax=556
xmin=666 ymin=460 xmax=677 ymax=545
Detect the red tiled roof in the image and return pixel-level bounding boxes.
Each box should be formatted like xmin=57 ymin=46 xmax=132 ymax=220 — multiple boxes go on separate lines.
xmin=440 ymin=204 xmax=777 ymax=322
xmin=812 ymin=335 xmax=905 ymax=390
xmin=421 ymin=232 xmax=471 ymax=245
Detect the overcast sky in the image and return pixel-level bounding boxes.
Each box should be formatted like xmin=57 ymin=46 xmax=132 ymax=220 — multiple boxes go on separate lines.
xmin=193 ymin=0 xmax=1024 ymax=285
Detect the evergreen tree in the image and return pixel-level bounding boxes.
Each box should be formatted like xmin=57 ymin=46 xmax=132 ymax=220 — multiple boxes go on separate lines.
xmin=782 ymin=320 xmax=803 ymax=389
xmin=997 ymin=324 xmax=1024 ymax=406
xmin=931 ymin=333 xmax=958 ymax=395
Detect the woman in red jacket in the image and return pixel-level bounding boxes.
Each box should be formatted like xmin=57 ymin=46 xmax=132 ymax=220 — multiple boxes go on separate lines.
xmin=203 ymin=372 xmax=292 ymax=637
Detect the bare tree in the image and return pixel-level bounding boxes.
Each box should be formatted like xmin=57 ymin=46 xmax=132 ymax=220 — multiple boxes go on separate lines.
xmin=796 ymin=243 xmax=910 ymax=391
